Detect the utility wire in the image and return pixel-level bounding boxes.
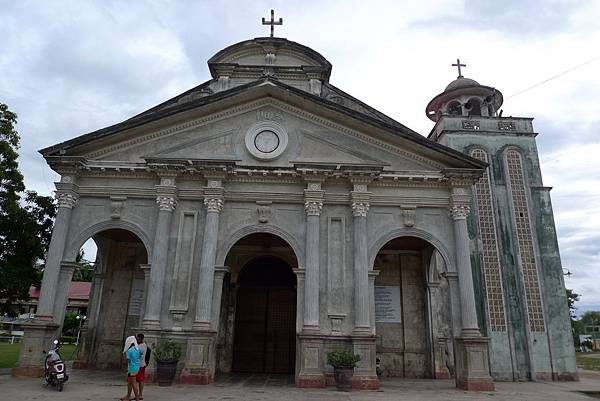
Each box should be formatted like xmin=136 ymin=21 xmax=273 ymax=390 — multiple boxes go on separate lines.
xmin=506 ymin=55 xmax=600 ymax=99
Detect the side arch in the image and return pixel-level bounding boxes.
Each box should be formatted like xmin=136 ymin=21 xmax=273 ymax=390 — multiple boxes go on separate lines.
xmin=64 ymin=219 xmax=153 ymax=262
xmin=216 ymin=224 xmax=304 ymax=267
xmin=368 ymin=227 xmax=455 ymax=274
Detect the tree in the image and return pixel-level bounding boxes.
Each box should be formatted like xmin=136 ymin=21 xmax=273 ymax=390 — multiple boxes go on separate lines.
xmin=566 ymin=289 xmax=583 ymax=345
xmin=580 ymin=311 xmax=600 ymax=328
xmin=0 ymin=103 xmax=56 ymax=315
xmin=72 ymin=249 xmax=94 ymax=282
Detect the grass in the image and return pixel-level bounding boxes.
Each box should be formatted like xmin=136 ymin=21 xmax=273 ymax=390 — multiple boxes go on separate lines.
xmin=0 ymin=343 xmax=77 ymax=369
xmin=576 ymin=352 xmax=600 ymax=372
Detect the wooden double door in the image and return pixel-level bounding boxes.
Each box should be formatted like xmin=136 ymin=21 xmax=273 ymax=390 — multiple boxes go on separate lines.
xmin=232 ymin=257 xmax=296 ymax=374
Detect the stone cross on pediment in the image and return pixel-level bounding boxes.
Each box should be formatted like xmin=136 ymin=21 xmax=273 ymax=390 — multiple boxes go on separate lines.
xmin=262 ymin=9 xmax=283 ymax=38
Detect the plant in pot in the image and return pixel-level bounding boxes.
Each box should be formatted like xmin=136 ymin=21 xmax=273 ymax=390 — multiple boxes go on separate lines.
xmin=327 ymin=347 xmax=361 ymax=391
xmin=153 ymin=340 xmax=182 ymax=386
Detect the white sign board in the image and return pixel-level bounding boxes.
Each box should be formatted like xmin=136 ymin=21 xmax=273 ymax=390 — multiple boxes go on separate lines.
xmin=128 ymin=279 xmax=145 ymax=316
xmin=375 ymin=286 xmax=401 ymax=323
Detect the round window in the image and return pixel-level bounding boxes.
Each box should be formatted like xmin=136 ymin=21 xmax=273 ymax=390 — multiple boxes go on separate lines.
xmin=245 ymin=121 xmax=288 ymax=160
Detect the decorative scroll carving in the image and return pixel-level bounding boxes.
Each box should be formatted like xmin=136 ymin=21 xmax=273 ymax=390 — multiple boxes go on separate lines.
xmin=204 ymin=196 xmax=224 ymax=213
xmin=156 ymin=195 xmax=177 ymax=212
xmin=351 ymin=201 xmax=370 ymax=217
xmin=449 ymin=204 xmax=470 ymax=220
xmin=56 ymin=192 xmax=78 ymax=209
xmin=304 ymin=200 xmax=323 ymax=216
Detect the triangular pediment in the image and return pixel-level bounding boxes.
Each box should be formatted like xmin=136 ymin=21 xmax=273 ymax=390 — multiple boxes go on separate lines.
xmin=41 ymin=79 xmax=485 ymax=173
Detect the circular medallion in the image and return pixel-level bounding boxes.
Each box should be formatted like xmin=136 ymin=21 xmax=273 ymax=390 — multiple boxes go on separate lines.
xmin=245 ymin=121 xmax=288 ymax=160
xmin=254 ymin=130 xmax=280 ymax=153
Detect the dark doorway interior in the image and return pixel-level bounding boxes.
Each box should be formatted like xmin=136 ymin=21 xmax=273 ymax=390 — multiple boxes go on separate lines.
xmin=232 ymin=256 xmax=296 ymax=374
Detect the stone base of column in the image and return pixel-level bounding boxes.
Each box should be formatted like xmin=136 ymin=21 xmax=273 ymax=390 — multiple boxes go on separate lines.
xmin=142 ymin=319 xmax=161 ymax=329
xmin=12 ymin=319 xmax=60 ymax=378
xmin=455 ymin=336 xmax=495 ymax=391
xmin=180 ymin=330 xmax=217 ymax=385
xmin=296 ymin=334 xmax=325 ymax=388
xmin=296 ymin=374 xmax=326 ymax=388
xmin=180 ymin=368 xmax=213 ymax=384
xmin=351 ymin=334 xmax=379 ymax=390
xmin=351 ymin=375 xmax=379 ymax=389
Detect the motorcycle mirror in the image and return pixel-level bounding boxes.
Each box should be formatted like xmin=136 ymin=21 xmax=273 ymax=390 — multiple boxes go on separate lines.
xmin=53 ymin=340 xmax=59 ymax=345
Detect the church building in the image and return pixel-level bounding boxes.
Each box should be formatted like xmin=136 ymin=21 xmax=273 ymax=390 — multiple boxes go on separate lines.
xmin=14 ymin=23 xmax=577 ymax=390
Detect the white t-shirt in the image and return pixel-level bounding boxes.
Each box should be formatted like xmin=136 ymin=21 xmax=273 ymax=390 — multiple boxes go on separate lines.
xmin=138 ymin=343 xmax=148 ymax=368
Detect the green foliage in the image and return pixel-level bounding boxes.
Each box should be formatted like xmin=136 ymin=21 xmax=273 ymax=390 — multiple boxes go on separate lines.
xmin=62 ymin=312 xmax=79 ymax=335
xmin=581 ymin=311 xmax=600 ymax=327
xmin=59 ymin=335 xmax=77 ymax=344
xmin=0 ymin=103 xmax=56 ymax=314
xmin=154 ymin=340 xmax=182 ymax=363
xmin=72 ymin=249 xmax=94 ymax=282
xmin=326 ymin=347 xmax=361 ymax=368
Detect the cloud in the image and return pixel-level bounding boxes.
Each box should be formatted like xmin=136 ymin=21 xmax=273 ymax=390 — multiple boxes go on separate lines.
xmin=1 ymin=0 xmax=599 ymax=310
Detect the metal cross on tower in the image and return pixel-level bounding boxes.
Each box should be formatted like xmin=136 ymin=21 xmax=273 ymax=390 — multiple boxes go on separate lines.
xmin=452 ymin=58 xmax=466 ymax=78
xmin=262 ymin=9 xmax=283 ymax=37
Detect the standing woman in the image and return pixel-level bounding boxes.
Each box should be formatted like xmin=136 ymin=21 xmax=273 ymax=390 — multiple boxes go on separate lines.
xmin=120 ymin=336 xmax=141 ymax=401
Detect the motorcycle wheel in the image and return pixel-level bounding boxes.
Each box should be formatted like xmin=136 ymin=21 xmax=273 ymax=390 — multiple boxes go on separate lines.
xmin=57 ymin=381 xmax=63 ymax=392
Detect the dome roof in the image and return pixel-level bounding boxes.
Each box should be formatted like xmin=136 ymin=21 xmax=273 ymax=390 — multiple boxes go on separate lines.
xmin=445 ymin=77 xmax=480 ymax=91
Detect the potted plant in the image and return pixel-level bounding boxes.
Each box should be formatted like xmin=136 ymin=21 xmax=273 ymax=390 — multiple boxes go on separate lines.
xmin=326 ymin=347 xmax=361 ymax=391
xmin=153 ymin=340 xmax=182 ymax=386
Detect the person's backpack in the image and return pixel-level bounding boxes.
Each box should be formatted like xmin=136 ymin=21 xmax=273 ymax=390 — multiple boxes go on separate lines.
xmin=145 ymin=345 xmax=152 ymax=365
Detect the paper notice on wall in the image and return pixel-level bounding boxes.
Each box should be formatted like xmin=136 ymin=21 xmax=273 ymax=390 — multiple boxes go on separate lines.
xmin=128 ymin=278 xmax=145 ymax=316
xmin=375 ymin=286 xmax=401 ymax=323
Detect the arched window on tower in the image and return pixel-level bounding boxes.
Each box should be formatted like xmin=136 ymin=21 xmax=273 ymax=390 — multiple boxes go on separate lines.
xmin=447 ymin=101 xmax=462 ymax=116
xmin=465 ymin=98 xmax=482 ymax=116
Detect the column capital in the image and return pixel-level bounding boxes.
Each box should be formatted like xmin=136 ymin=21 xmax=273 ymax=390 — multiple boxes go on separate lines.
xmin=214 ymin=266 xmax=230 ymax=278
xmin=156 ymin=194 xmax=177 ymax=212
xmin=56 ymin=191 xmax=79 ymax=209
xmin=304 ymin=199 xmax=323 ymax=216
xmin=449 ymin=204 xmax=471 ymax=220
xmin=204 ymin=196 xmax=224 ymax=213
xmin=351 ymin=200 xmax=370 ymax=217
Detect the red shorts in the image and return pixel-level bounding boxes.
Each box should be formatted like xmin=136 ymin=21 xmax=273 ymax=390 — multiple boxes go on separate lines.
xmin=136 ymin=366 xmax=145 ymax=382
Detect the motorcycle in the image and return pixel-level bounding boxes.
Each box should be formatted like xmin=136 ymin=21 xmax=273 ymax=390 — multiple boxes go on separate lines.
xmin=43 ymin=339 xmax=68 ymax=391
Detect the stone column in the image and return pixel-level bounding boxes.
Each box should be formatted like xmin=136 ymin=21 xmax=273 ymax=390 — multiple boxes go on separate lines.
xmin=52 ymin=261 xmax=79 ymax=327
xmin=36 ymin=186 xmax=79 ymax=321
xmin=449 ymin=203 xmax=480 ymax=337
xmin=143 ymin=176 xmax=177 ymax=328
xmin=351 ymin=188 xmax=371 ymax=334
xmin=211 ymin=266 xmax=230 ymax=332
xmin=449 ymin=183 xmax=495 ymax=391
xmin=193 ymin=182 xmax=224 ymax=330
xmin=303 ymin=182 xmax=323 ymax=333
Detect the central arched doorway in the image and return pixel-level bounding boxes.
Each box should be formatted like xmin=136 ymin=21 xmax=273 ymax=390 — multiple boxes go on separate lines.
xmin=216 ymin=233 xmax=298 ymax=375
xmin=232 ymin=256 xmax=296 ymax=373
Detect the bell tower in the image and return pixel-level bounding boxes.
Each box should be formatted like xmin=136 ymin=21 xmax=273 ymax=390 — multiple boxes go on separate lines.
xmin=426 ymin=61 xmax=578 ymax=382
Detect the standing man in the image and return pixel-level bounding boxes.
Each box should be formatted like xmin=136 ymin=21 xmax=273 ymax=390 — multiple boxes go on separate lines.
xmin=136 ymin=333 xmax=147 ymax=400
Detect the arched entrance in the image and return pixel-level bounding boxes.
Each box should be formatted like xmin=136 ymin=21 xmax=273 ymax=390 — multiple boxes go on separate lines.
xmin=73 ymin=228 xmax=148 ymax=369
xmin=373 ymin=236 xmax=436 ymax=378
xmin=216 ymin=233 xmax=298 ymax=375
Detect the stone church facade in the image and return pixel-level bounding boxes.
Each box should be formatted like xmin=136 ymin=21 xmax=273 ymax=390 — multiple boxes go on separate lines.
xmin=14 ymin=36 xmax=577 ymax=390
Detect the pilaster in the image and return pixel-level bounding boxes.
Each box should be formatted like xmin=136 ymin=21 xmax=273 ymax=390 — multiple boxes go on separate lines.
xmin=143 ymin=173 xmax=178 ymax=328
xmin=36 ymin=174 xmax=79 ymax=321
xmin=350 ymin=180 xmax=371 ymax=335
xmin=447 ymin=175 xmax=495 ymax=391
xmin=302 ymin=181 xmax=324 ymax=334
xmin=193 ymin=176 xmax=225 ymax=331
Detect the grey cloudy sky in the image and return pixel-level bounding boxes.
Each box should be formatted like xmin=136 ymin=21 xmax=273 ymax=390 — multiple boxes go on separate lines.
xmin=1 ymin=0 xmax=599 ymax=313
